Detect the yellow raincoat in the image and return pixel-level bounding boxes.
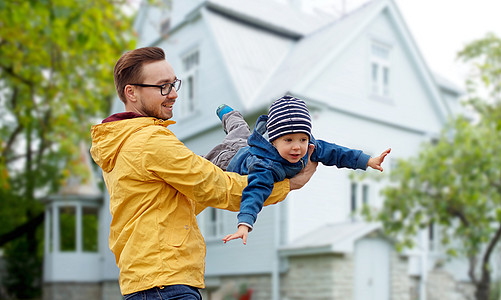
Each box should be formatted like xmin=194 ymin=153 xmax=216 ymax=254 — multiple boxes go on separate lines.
xmin=90 ymin=116 xmax=290 ymax=295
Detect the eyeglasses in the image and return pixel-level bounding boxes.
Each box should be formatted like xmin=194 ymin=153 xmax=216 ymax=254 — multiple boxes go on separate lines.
xmin=130 ymin=79 xmax=182 ymax=96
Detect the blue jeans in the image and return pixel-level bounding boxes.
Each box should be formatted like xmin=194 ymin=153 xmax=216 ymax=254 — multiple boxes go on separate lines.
xmin=124 ymin=285 xmax=202 ymax=300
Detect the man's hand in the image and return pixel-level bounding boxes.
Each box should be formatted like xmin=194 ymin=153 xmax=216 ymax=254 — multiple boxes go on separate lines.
xmin=223 ymin=225 xmax=250 ymax=245
xmin=289 ymin=144 xmax=318 ymax=190
xmin=367 ymin=148 xmax=391 ymax=172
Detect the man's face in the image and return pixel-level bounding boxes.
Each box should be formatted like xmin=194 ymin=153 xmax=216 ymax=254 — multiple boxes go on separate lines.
xmin=133 ymin=60 xmax=178 ymax=120
xmin=271 ymin=133 xmax=309 ymax=163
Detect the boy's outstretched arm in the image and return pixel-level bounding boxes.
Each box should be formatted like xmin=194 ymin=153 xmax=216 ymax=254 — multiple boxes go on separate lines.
xmin=367 ymin=148 xmax=391 ymax=172
xmin=223 ymin=224 xmax=250 ymax=245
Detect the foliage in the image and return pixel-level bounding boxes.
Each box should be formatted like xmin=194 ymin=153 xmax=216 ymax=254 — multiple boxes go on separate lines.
xmin=362 ymin=33 xmax=501 ymax=300
xmin=460 ymin=32 xmax=501 ymax=103
xmin=3 ymin=230 xmax=44 ymax=299
xmin=0 ymin=0 xmax=136 ymax=297
xmin=490 ymin=279 xmax=501 ymax=300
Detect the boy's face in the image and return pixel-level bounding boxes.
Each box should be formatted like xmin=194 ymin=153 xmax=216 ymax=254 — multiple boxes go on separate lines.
xmin=271 ymin=133 xmax=309 ymax=163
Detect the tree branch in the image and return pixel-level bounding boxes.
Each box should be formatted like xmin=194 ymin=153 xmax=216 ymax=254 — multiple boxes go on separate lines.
xmin=1 ymin=64 xmax=33 ymax=86
xmin=477 ymin=224 xmax=501 ymax=288
xmin=484 ymin=225 xmax=501 ymax=266
xmin=2 ymin=87 xmax=24 ymax=160
xmin=447 ymin=205 xmax=470 ymax=227
xmin=5 ymin=153 xmax=26 ymax=164
xmin=0 ymin=212 xmax=45 ymax=247
xmin=468 ymin=255 xmax=478 ymax=284
xmin=2 ymin=124 xmax=23 ymax=159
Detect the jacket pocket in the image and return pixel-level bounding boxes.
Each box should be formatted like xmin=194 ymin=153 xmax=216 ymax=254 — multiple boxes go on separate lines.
xmin=159 ymin=194 xmax=193 ymax=247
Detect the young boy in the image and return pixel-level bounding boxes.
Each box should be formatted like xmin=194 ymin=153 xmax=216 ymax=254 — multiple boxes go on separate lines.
xmin=204 ymin=95 xmax=390 ymax=244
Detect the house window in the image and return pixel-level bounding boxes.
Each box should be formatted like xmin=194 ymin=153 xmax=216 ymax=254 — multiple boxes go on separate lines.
xmin=55 ymin=204 xmax=99 ymax=253
xmin=429 ymin=222 xmax=435 ymax=251
xmin=205 ymin=207 xmax=223 ymax=238
xmin=370 ymin=42 xmax=391 ymax=98
xmin=362 ymin=184 xmax=369 ymax=205
xmin=59 ymin=206 xmax=76 ymax=251
xmin=351 ymin=182 xmax=358 ymax=212
xmin=82 ymin=207 xmax=99 ymax=252
xmin=350 ymin=182 xmax=370 ymax=215
xmin=46 ymin=210 xmax=53 ymax=252
xmin=178 ymin=49 xmax=199 ymax=118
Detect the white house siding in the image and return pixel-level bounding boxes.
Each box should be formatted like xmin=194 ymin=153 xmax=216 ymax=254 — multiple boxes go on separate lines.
xmin=96 ymin=191 xmax=120 ymax=284
xmin=204 ymin=204 xmax=281 ymax=275
xmin=306 ymin=12 xmax=444 ymax=136
xmin=182 ymin=124 xmax=227 ymax=156
xmin=158 ymin=11 xmax=243 ymax=141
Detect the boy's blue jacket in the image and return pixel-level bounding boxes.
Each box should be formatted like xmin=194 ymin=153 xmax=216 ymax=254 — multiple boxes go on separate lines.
xmin=226 ymin=115 xmax=370 ymax=228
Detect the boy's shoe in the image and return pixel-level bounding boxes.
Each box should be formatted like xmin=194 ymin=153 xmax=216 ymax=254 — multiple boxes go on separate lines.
xmin=216 ymin=104 xmax=233 ymax=121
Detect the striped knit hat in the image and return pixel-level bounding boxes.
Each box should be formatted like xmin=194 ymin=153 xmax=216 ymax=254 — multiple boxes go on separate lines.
xmin=267 ymin=95 xmax=312 ymax=142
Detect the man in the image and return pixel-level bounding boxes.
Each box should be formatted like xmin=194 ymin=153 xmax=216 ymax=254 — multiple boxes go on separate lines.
xmin=90 ymin=47 xmax=317 ymax=299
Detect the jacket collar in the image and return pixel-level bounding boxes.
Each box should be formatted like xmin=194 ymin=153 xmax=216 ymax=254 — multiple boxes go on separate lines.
xmin=102 ymin=112 xmax=146 ymax=123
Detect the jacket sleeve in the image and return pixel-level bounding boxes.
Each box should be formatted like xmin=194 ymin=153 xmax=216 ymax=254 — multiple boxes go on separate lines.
xmin=142 ymin=129 xmax=290 ymax=215
xmin=237 ymin=161 xmax=279 ymax=228
xmin=311 ymin=138 xmax=370 ymax=170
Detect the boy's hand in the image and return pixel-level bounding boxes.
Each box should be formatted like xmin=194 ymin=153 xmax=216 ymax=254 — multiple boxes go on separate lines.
xmin=223 ymin=225 xmax=250 ymax=245
xmin=367 ymin=148 xmax=391 ymax=172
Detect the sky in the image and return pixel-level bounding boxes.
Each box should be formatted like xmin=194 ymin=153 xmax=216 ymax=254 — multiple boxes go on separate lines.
xmin=394 ymin=0 xmax=501 ymax=88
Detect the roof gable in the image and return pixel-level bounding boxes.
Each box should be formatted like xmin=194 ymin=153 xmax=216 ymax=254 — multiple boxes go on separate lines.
xmin=159 ymin=0 xmax=456 ymax=138
xmin=204 ymin=9 xmax=294 ymax=108
xmin=251 ymin=0 xmax=452 ymax=130
xmin=203 ymin=0 xmax=337 ymax=111
xmin=253 ymin=0 xmax=383 ymax=108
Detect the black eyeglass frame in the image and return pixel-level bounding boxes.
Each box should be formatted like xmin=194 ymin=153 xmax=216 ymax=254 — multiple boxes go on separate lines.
xmin=130 ymin=79 xmax=182 ymax=96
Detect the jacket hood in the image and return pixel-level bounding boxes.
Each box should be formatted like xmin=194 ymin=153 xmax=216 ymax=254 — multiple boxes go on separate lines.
xmin=90 ymin=114 xmax=175 ymax=172
xmin=248 ymin=115 xmax=281 ymax=160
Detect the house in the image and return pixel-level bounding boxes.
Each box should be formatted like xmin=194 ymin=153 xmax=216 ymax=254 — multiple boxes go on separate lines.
xmin=41 ymin=0 xmax=469 ymax=299
xmin=126 ymin=0 xmax=468 ymax=299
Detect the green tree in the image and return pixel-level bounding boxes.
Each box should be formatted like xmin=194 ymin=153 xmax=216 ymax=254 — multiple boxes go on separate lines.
xmin=0 ymin=0 xmax=135 ymax=297
xmin=363 ymin=33 xmax=501 ymax=300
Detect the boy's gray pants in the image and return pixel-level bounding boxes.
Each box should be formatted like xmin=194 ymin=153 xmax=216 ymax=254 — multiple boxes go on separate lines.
xmin=204 ymin=111 xmax=250 ymax=171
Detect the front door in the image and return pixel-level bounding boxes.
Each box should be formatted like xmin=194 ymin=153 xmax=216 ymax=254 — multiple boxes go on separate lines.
xmin=354 ymin=237 xmax=391 ymax=300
